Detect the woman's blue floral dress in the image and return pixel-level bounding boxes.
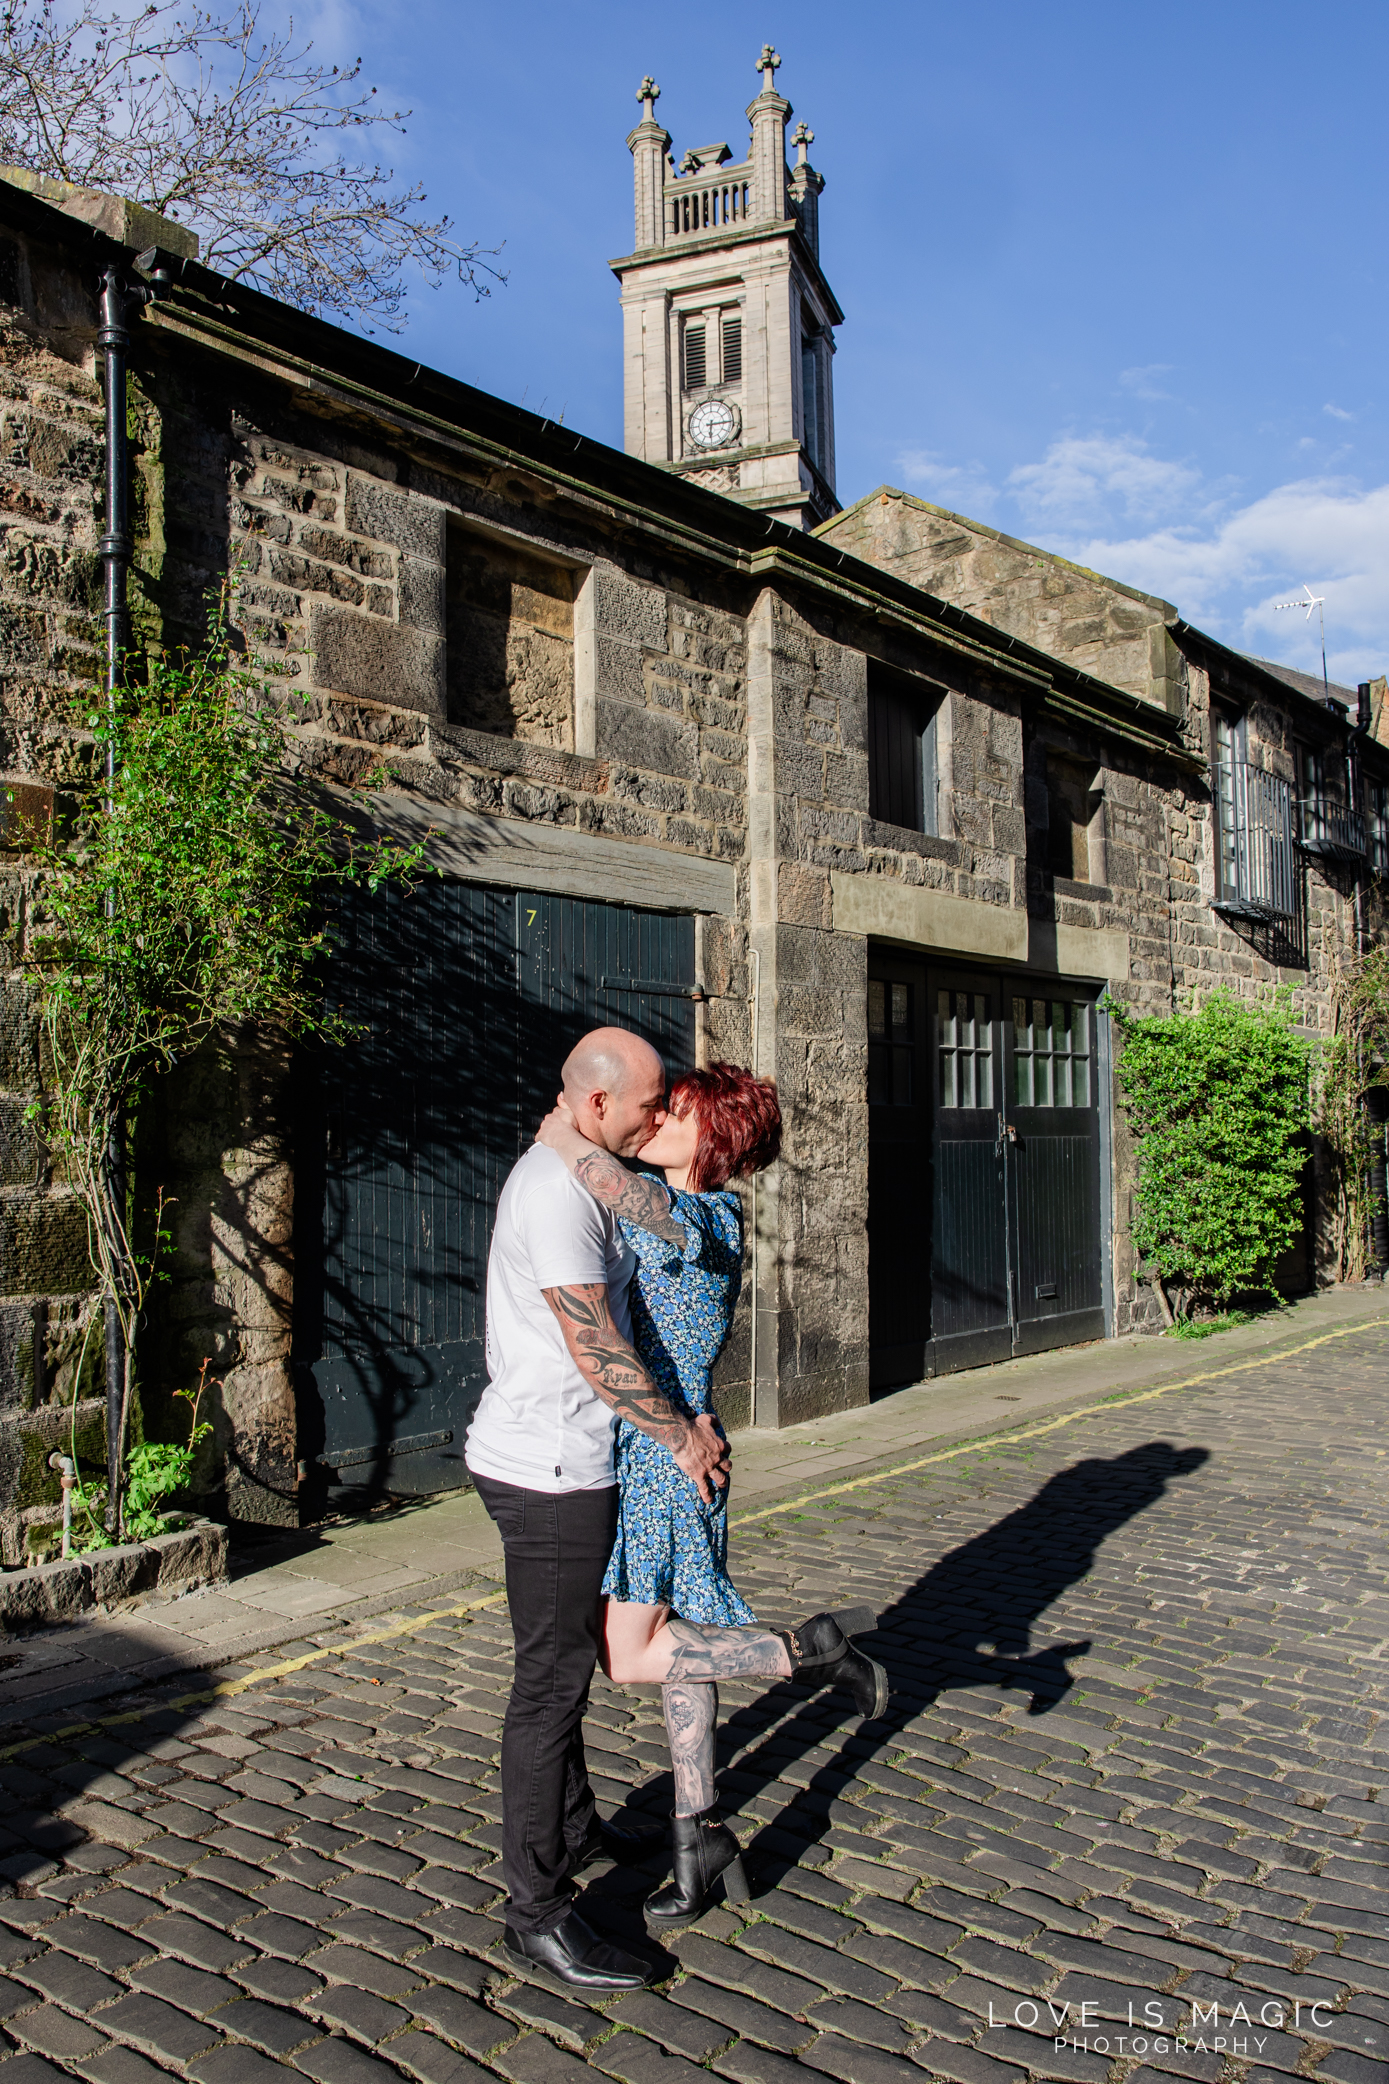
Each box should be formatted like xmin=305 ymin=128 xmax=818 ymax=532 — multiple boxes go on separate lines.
xmin=601 ymin=1184 xmax=757 ymax=1625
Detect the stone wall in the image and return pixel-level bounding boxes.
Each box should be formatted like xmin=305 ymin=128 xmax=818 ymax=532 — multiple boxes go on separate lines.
xmin=824 ymin=486 xmax=1389 ymax=1315
xmin=822 ymin=490 xmax=1186 ymax=713
xmin=3 ymin=185 xmax=1379 ymax=1540
xmin=0 ymin=223 xmax=114 ymax=1561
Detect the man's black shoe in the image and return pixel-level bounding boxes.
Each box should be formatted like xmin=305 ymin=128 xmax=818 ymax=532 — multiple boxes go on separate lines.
xmin=571 ymin=1815 xmax=666 ymax=1871
xmin=502 ymin=1910 xmax=653 ymax=1991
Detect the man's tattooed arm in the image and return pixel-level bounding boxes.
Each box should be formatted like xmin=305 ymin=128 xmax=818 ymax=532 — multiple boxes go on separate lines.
xmin=541 ymin=1282 xmax=729 ymax=1498
xmin=534 ymin=1106 xmax=686 ymax=1246
xmin=573 ymin=1149 xmax=687 ymax=1247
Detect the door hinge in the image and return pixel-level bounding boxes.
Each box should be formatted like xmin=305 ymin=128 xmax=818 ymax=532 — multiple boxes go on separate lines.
xmin=599 ymin=976 xmax=706 ymax=1001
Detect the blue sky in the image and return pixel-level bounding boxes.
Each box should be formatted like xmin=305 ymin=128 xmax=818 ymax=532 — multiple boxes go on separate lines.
xmin=294 ymin=0 xmax=1389 ymax=685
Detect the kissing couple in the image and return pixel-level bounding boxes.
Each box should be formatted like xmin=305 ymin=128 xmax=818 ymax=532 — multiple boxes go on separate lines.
xmin=463 ymin=1026 xmax=887 ymax=1990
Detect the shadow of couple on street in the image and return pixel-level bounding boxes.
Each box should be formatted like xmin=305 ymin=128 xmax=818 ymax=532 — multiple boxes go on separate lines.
xmin=592 ymin=1437 xmax=1209 ymax=1946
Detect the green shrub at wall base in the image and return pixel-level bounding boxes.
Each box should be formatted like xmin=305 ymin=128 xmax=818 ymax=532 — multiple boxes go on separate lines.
xmin=1108 ymin=990 xmax=1312 ymax=1308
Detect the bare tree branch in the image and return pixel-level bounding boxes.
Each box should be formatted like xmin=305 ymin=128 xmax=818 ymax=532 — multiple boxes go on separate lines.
xmin=0 ymin=0 xmax=504 ymax=330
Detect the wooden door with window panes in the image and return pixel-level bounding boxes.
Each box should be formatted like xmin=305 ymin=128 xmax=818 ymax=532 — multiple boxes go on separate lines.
xmin=867 ymin=957 xmax=1105 ymax=1388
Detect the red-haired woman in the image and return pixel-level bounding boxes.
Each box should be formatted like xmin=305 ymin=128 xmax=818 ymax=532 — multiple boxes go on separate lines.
xmin=536 ymin=1062 xmax=885 ymax=1925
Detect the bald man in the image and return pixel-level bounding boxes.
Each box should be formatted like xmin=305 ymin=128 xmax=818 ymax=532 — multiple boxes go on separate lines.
xmin=465 ymin=1027 xmax=730 ymax=1990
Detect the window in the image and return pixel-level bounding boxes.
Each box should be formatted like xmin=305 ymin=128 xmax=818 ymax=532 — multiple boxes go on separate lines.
xmin=1369 ymin=779 xmax=1389 ymax=878
xmin=868 ymin=666 xmax=940 ymax=836
xmin=1299 ymin=741 xmax=1365 ymax=862
xmin=1212 ymin=710 xmax=1245 ymax=900
xmin=1014 ymin=999 xmax=1091 ymax=1108
xmin=720 ymin=314 xmax=742 ymax=383
xmin=937 ymin=991 xmax=992 ymax=1109
xmin=868 ymin=980 xmax=914 ymax=1105
xmin=1210 ymin=709 xmax=1297 ymax=918
xmin=801 ymin=334 xmax=822 ymax=472
xmin=683 ymin=321 xmax=707 ymax=390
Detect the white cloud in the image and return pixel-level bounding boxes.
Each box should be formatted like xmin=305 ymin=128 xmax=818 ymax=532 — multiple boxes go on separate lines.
xmin=893 ymin=448 xmax=999 ymax=516
xmin=1120 ymin=364 xmax=1176 ymax=402
xmin=889 ymin=427 xmax=1389 ymax=679
xmin=1048 ymin=474 xmax=1389 ymax=682
xmin=1005 ymin=433 xmax=1204 ymax=529
xmin=1323 ymin=402 xmax=1354 ymax=421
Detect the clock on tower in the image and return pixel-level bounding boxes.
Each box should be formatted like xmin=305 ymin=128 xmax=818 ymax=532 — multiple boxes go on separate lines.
xmin=611 ymin=52 xmax=842 ymax=532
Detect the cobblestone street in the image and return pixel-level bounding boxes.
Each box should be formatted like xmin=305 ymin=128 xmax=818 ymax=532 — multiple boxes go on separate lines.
xmin=1 ymin=1315 xmax=1388 ymax=2084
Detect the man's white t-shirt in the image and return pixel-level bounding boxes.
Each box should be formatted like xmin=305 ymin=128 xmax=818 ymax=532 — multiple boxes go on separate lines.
xmin=464 ymin=1144 xmax=636 ymax=1493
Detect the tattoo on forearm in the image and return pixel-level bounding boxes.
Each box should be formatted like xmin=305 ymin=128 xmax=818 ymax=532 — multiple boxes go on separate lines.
xmin=663 ymin=1616 xmax=791 ymax=1681
xmin=663 ymin=1680 xmax=717 ymax=1817
xmin=574 ymin=1151 xmax=687 ymax=1247
xmin=542 ymin=1283 xmax=690 ymax=1446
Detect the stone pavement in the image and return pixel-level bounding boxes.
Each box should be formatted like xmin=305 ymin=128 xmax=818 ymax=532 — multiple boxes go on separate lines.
xmin=2 ymin=1311 xmax=1389 ymax=2084
xmin=5 ymin=1286 xmax=1387 ymax=1722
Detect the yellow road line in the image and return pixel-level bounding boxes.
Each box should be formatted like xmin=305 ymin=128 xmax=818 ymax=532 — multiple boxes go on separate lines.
xmin=731 ymin=1314 xmax=1388 ymax=1529
xmin=6 ymin=1313 xmax=1382 ymax=1760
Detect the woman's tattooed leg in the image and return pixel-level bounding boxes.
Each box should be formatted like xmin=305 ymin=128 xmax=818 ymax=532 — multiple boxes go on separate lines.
xmin=663 ymin=1617 xmax=793 ymax=1681
xmin=663 ymin=1681 xmax=718 ymax=1817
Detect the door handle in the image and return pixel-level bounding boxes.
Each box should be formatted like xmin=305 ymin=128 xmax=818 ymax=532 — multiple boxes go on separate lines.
xmin=995 ymin=1114 xmax=1018 ymax=1155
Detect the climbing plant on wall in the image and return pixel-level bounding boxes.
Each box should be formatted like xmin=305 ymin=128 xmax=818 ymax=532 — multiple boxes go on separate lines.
xmin=21 ymin=593 xmax=427 ymax=1541
xmin=1107 ymin=990 xmax=1313 ymax=1320
xmin=1316 ymin=949 xmax=1389 ymax=1283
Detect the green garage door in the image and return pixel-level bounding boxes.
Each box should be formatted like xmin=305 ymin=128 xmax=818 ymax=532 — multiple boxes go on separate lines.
xmin=293 ymin=882 xmax=696 ymax=1505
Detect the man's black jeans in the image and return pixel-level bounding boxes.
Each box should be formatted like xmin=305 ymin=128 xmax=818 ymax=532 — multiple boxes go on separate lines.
xmin=471 ymin=1472 xmax=619 ymax=1934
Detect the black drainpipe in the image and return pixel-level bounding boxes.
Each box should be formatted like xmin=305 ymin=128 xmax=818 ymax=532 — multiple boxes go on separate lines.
xmin=95 ymin=253 xmax=168 ymax=1533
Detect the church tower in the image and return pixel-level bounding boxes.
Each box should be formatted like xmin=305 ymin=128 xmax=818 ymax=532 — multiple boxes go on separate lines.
xmin=612 ymin=47 xmax=842 ymax=531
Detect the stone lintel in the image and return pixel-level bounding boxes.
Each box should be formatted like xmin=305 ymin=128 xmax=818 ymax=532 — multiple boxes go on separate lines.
xmin=368 ymin=795 xmax=737 ymax=916
xmin=830 ymin=872 xmax=1027 ymax=962
xmin=1040 ymin=920 xmax=1132 ymax=983
xmin=829 ymin=871 xmax=1132 ymax=982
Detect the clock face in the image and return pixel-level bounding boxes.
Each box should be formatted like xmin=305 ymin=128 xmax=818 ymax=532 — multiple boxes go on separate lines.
xmin=689 ymin=399 xmax=739 ymax=450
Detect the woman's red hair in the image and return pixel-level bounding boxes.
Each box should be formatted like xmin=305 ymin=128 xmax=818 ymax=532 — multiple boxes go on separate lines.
xmin=667 ymin=1062 xmax=781 ymax=1193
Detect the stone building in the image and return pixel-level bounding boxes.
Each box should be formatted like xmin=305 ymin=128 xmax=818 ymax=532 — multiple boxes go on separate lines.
xmin=0 ymin=53 xmax=1384 ymax=1553
xmin=614 ymin=48 xmax=840 ymax=529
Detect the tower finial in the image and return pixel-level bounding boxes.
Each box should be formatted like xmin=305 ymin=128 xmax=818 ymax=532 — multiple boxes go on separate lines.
xmin=635 ymin=76 xmax=660 ymax=121
xmin=791 ymin=120 xmax=814 ymax=166
xmin=756 ymin=45 xmax=781 ymax=92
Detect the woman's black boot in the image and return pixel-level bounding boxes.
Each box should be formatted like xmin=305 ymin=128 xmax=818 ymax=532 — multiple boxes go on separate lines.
xmin=779 ymin=1608 xmax=888 ymax=1719
xmin=644 ymin=1807 xmax=750 ymax=1927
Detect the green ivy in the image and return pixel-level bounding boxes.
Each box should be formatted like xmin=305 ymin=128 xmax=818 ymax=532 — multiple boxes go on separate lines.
xmin=22 ymin=589 xmax=430 ymax=1538
xmin=1107 ymin=990 xmax=1312 ymax=1314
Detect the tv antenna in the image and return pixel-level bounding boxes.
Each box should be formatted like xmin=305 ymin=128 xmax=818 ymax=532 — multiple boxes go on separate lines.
xmin=1274 ymin=583 xmax=1330 ymax=704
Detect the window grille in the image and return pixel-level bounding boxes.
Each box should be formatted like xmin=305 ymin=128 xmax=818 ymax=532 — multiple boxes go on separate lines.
xmin=721 ymin=315 xmax=742 ymax=383
xmin=1014 ymin=999 xmax=1092 ymax=1108
xmin=1298 ymin=743 xmax=1366 ymax=864
xmin=868 ymin=980 xmax=914 ymax=1106
xmin=937 ymin=991 xmax=992 ymax=1109
xmin=869 ymin=672 xmax=939 ymax=835
xmin=1211 ymin=714 xmax=1297 ymax=920
xmin=683 ymin=322 xmax=707 ymax=390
